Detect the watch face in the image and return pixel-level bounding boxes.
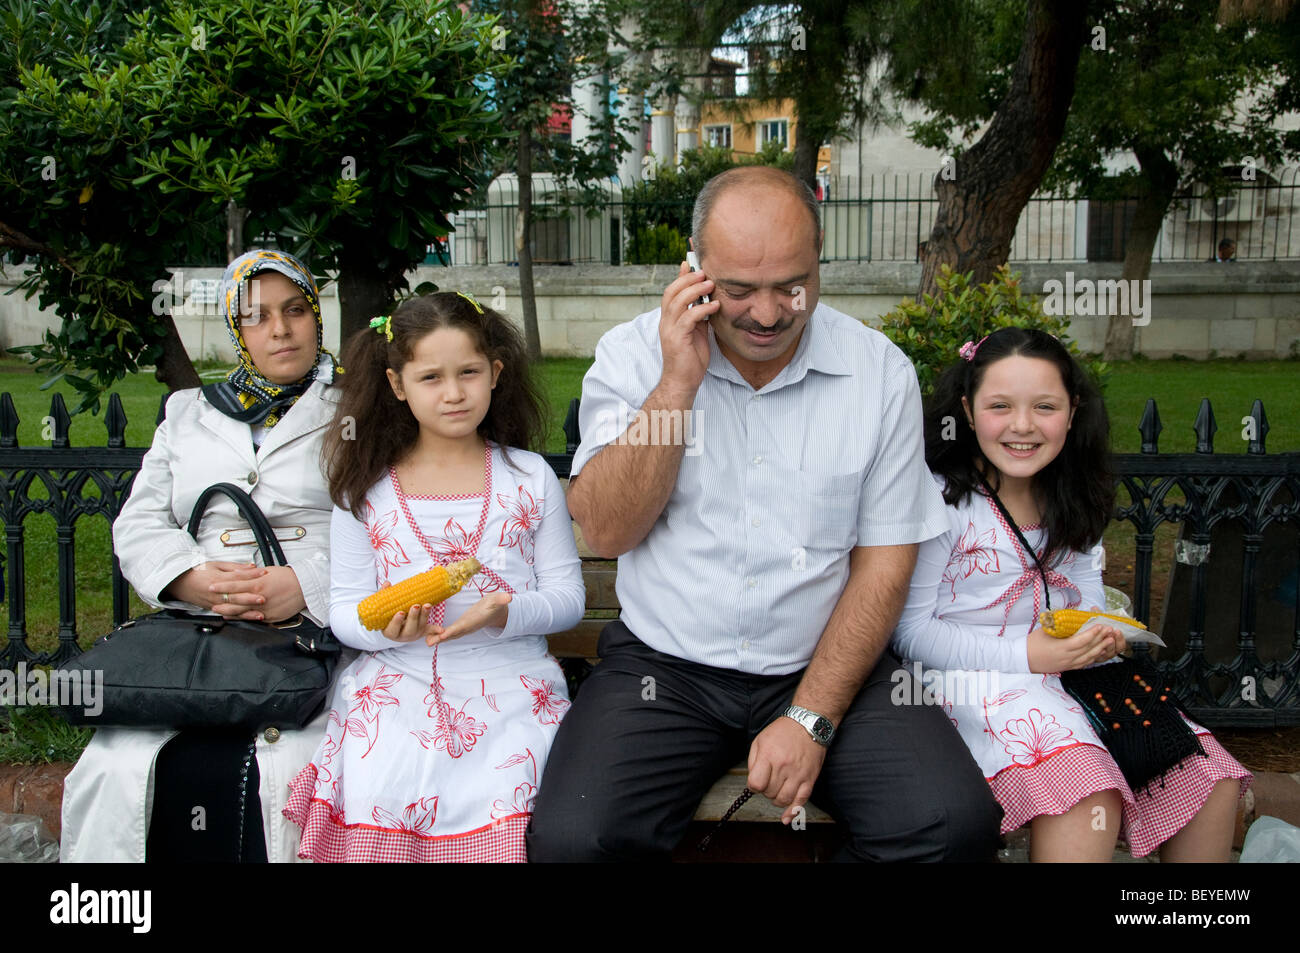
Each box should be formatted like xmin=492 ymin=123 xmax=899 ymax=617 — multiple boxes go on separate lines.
xmin=813 ymin=718 xmax=834 ymax=742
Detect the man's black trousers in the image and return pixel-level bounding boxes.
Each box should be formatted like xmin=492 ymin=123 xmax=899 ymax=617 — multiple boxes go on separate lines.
xmin=527 ymin=621 xmax=1003 ymax=862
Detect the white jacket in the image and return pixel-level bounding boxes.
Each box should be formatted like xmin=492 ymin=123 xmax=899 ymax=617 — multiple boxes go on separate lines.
xmin=61 ymin=362 xmax=344 ymax=863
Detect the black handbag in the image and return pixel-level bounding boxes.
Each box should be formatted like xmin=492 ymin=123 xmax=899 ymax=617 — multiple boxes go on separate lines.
xmin=57 ymin=482 xmax=341 ymax=732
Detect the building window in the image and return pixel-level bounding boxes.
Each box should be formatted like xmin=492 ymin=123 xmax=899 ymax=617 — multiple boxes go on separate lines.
xmin=757 ymin=119 xmax=789 ymax=150
xmin=704 ymin=124 xmax=732 ymax=148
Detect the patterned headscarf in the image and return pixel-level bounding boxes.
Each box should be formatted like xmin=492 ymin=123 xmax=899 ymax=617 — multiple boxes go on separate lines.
xmin=203 ymin=249 xmax=340 ymax=429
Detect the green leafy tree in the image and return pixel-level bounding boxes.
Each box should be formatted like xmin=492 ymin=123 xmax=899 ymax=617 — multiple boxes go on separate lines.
xmin=1038 ymin=1 xmax=1296 ymax=359
xmin=475 ymin=0 xmax=642 ymax=361
xmin=897 ymin=0 xmax=1093 ymax=301
xmin=0 ymin=0 xmax=509 ymax=407
xmin=633 ymin=1 xmax=894 ymax=193
xmin=637 ymin=0 xmax=1091 ymax=296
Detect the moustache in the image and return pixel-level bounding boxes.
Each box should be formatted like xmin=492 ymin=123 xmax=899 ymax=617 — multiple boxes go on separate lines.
xmin=724 ymin=316 xmax=796 ymax=334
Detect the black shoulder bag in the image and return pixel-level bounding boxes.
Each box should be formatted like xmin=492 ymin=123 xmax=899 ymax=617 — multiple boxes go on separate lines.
xmin=57 ymin=483 xmax=341 ymax=732
xmin=979 ymin=478 xmax=1205 ymax=795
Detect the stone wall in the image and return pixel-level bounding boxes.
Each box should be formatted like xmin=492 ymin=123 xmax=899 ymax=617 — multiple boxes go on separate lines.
xmin=3 ymin=261 xmax=1298 ymax=362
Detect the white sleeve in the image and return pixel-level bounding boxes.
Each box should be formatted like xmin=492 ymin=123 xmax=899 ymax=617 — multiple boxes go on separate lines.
xmin=498 ymin=464 xmax=585 ymax=639
xmin=111 ymin=399 xmax=207 ymax=609
xmin=327 ymin=504 xmax=392 ymax=652
xmin=294 ymin=547 xmax=332 ymax=628
xmin=891 ymin=528 xmax=1033 ymax=674
xmin=570 ymin=324 xmax=653 ymax=480
xmin=857 ymin=356 xmax=950 ymax=546
xmin=1068 ymin=541 xmax=1108 ymax=614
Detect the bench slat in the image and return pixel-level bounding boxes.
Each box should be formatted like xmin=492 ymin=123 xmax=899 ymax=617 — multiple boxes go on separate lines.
xmin=694 ymin=766 xmax=834 ymax=823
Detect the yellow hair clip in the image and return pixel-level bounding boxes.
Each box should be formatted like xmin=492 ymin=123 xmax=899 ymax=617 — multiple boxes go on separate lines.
xmin=456 ymin=292 xmax=484 ymax=314
xmin=369 ymin=315 xmax=393 ymax=342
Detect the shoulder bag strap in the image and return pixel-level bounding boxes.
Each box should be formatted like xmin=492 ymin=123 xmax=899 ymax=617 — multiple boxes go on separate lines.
xmin=185 ymin=482 xmax=288 ymax=567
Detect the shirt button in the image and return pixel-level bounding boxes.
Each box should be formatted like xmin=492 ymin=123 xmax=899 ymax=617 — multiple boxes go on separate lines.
xmin=263 ymin=727 xmax=280 ymax=744
xmin=751 ymin=455 xmax=763 ymax=466
xmin=247 ymin=471 xmax=259 ymax=486
xmin=751 ymin=518 xmax=760 ymax=527
xmin=742 ymin=639 xmax=751 ymax=649
xmin=745 ymin=577 xmax=756 ymax=588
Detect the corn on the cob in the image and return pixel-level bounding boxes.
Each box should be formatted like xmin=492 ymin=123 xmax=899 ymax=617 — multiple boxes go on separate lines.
xmin=357 ymin=558 xmax=480 ymax=630
xmin=1038 ymin=608 xmax=1148 ymax=639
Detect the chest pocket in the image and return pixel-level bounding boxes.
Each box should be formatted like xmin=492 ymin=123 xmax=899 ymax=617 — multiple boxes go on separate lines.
xmin=795 ymin=470 xmax=862 ymax=552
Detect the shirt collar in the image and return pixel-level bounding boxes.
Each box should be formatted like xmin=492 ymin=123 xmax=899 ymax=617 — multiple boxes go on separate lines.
xmin=705 ymin=302 xmax=852 ymax=392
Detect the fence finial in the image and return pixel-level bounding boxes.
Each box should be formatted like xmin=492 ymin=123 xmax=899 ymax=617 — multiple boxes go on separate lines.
xmin=1193 ymin=398 xmax=1217 ymax=454
xmin=106 ymin=393 xmax=128 ymax=448
xmin=48 ymin=394 xmax=71 ymax=449
xmin=0 ymin=393 xmax=18 ymax=448
xmin=1138 ymin=398 xmax=1162 ymax=454
xmin=1247 ymin=399 xmax=1269 ymax=455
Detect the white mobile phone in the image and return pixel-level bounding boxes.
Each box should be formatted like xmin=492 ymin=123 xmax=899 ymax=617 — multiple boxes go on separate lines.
xmin=685 ymin=251 xmax=710 ymax=306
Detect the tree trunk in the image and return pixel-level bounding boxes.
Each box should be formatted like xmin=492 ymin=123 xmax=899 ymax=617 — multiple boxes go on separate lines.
xmin=918 ymin=0 xmax=1087 ymax=300
xmin=336 ymin=243 xmax=394 ymax=344
xmin=225 ymin=201 xmax=247 ymax=263
xmin=153 ymin=313 xmax=200 ymax=390
xmin=1102 ymin=146 xmax=1180 ymax=361
xmin=516 ymin=123 xmax=542 ymax=363
xmin=792 ymin=116 xmax=820 ymax=195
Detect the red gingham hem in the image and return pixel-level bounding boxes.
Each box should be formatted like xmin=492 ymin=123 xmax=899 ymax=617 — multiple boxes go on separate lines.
xmin=284 ymin=764 xmax=529 ymax=863
xmin=989 ymin=733 xmax=1252 ymax=856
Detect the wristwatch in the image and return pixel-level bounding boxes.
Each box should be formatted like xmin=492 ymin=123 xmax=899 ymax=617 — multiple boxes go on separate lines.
xmin=783 ymin=704 xmax=835 ymax=746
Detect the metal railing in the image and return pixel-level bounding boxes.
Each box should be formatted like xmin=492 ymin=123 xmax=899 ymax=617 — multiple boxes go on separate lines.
xmin=433 ymin=168 xmax=1300 ymax=266
xmin=1 ymin=394 xmax=1296 ymax=726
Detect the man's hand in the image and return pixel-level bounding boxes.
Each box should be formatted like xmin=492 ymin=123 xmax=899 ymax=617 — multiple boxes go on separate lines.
xmin=747 ymin=715 xmax=828 ymax=825
xmin=658 ymin=260 xmax=718 ymax=399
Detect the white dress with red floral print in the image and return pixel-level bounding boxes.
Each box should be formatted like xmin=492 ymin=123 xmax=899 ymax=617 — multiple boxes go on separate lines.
xmin=285 ymin=442 xmax=585 ymax=862
xmin=892 ymin=475 xmax=1250 ymax=857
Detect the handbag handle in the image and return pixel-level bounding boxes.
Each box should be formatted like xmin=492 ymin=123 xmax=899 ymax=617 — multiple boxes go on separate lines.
xmin=186 ymin=482 xmax=288 ymax=568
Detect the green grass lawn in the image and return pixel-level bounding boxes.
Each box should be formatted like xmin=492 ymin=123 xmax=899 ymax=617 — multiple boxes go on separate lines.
xmin=1102 ymin=359 xmax=1299 ymax=454
xmin=1 ymin=355 xmax=1294 ymax=653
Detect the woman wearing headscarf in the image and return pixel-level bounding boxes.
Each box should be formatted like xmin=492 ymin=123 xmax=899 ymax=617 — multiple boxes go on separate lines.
xmin=60 ymin=250 xmax=347 ymax=863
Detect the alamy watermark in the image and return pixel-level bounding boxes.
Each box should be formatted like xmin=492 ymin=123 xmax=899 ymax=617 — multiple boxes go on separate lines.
xmin=889 ymin=661 xmax=1001 ymax=707
xmin=594 ymin=407 xmax=702 ymax=456
xmin=0 ymin=663 xmax=103 ymax=717
xmin=1042 ymin=272 xmax=1151 ymax=326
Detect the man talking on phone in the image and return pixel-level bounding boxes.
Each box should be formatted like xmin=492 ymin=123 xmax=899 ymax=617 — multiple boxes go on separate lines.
xmin=527 ymin=166 xmax=1001 ymax=861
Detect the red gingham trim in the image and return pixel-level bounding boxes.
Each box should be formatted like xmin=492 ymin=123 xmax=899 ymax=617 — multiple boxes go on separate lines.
xmin=285 ymin=764 xmax=529 ymax=862
xmin=989 ymin=732 xmax=1252 ymax=856
xmin=989 ymin=741 xmax=1131 ymax=836
xmin=977 ymin=491 xmax=1080 ymax=638
xmin=1121 ymin=733 xmax=1252 ymax=856
xmin=389 ymin=443 xmax=513 ymax=623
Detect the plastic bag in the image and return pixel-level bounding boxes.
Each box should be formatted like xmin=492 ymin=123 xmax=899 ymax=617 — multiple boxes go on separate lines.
xmin=1240 ymin=815 xmax=1300 ymax=863
xmin=0 ymin=812 xmax=59 ymax=863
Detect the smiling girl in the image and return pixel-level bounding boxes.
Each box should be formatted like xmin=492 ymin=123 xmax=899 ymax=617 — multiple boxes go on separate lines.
xmin=891 ymin=327 xmax=1249 ymax=862
xmin=283 ymin=292 xmax=584 ymax=862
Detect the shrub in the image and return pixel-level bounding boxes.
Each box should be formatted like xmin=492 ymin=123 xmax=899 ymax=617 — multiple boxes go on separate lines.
xmin=625 ymin=223 xmax=689 ymax=264
xmin=880 ymin=264 xmax=1107 ymax=398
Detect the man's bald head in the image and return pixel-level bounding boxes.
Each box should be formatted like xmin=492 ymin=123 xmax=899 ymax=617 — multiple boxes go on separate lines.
xmin=691 ymin=166 xmax=821 ymax=259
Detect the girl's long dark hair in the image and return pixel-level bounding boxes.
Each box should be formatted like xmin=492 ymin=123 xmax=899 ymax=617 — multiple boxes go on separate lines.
xmin=324 ymin=293 xmax=547 ymax=518
xmin=924 ymin=327 xmax=1113 ymax=566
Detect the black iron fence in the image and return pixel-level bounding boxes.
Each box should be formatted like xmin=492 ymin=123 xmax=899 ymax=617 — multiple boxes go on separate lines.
xmin=438 ymin=168 xmax=1300 ymax=266
xmin=1 ymin=394 xmax=1296 ymax=726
